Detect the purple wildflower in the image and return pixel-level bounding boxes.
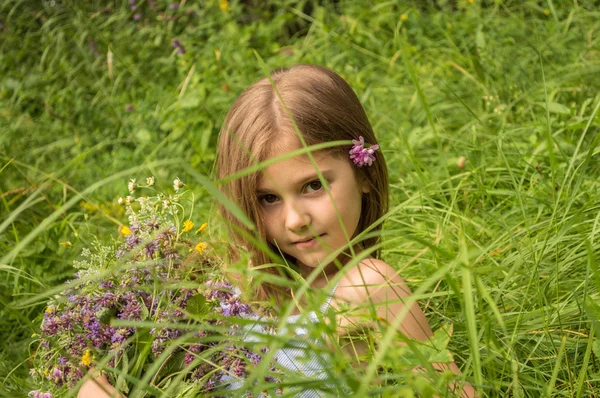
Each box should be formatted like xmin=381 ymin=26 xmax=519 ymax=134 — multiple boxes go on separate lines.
xmin=129 ymin=222 xmax=140 ymax=234
xmin=69 ymin=334 xmax=87 ymax=356
xmin=118 ymin=297 xmax=142 ymax=320
xmin=206 ymin=280 xmax=236 ymax=301
xmin=169 ymin=3 xmax=179 ymax=9
xmin=124 ymin=104 xmax=136 ymax=112
xmin=58 ymin=314 xmax=74 ymax=331
xmin=50 ymin=367 xmax=63 ymax=384
xmin=28 ymin=391 xmax=53 ymax=398
xmin=171 ymin=38 xmax=186 ymax=55
xmin=146 ymin=218 xmax=160 ymax=230
xmin=125 ymin=234 xmax=140 ymax=248
xmin=110 ymin=327 xmax=132 ymax=345
xmin=95 ymin=292 xmax=117 ymax=307
xmin=99 ymin=280 xmax=114 ymax=289
xmin=145 ymin=240 xmax=159 ymax=257
xmin=220 ymin=298 xmax=250 ymax=317
xmin=243 ymin=348 xmax=262 ymax=366
xmin=203 ymin=378 xmax=216 ymax=391
xmin=349 ymin=136 xmax=379 ymax=167
xmin=41 ymin=313 xmax=60 ymax=336
xmin=133 ymin=13 xmax=142 ymax=20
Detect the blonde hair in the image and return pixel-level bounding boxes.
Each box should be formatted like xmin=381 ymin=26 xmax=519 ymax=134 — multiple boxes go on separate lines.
xmin=216 ymin=64 xmax=389 ymax=304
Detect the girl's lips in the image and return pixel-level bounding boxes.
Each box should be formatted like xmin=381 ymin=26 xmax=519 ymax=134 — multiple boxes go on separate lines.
xmin=293 ymin=234 xmax=325 ymax=248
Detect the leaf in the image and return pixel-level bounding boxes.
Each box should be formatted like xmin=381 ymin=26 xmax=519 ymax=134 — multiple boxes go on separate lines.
xmin=116 ymin=352 xmax=130 ymax=394
xmin=139 ymin=300 xmax=149 ymax=321
xmin=96 ymin=307 xmax=117 ymax=325
xmin=593 ymin=339 xmax=600 ymax=360
xmin=186 ymin=294 xmax=209 ymax=316
xmin=180 ymin=95 xmax=200 ymax=109
xmin=155 ymin=352 xmax=186 ymax=380
xmin=475 ymin=28 xmax=486 ymax=50
xmin=135 ymin=128 xmax=152 ymax=143
xmin=535 ymin=101 xmax=571 ymax=115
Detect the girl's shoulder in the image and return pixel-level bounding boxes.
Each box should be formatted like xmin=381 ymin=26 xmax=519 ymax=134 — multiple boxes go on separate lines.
xmin=334 ymin=258 xmax=411 ymax=305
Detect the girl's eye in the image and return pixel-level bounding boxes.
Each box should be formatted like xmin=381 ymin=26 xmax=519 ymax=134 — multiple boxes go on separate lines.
xmin=305 ymin=180 xmax=323 ymax=193
xmin=260 ymin=194 xmax=279 ymax=204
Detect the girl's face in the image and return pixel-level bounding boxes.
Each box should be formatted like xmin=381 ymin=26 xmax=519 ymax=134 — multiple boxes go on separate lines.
xmin=256 ymin=137 xmax=367 ymax=274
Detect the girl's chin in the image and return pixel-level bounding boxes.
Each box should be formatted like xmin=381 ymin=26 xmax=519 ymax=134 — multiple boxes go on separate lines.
xmin=294 ymin=256 xmax=346 ymax=276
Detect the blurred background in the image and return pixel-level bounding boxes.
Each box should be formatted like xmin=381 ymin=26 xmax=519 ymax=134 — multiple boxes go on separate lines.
xmin=1 ymin=0 xmax=600 ymax=396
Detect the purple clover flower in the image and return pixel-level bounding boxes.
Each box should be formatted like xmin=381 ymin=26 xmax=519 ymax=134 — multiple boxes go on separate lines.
xmin=349 ymin=136 xmax=379 ymax=167
xmin=51 ymin=367 xmax=63 ymax=384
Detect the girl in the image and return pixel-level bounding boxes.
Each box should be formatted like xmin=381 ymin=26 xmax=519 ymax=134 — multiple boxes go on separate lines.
xmin=79 ymin=64 xmax=476 ymax=397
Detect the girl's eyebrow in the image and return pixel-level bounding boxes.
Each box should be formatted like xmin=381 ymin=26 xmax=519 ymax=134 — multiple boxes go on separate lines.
xmin=257 ymin=170 xmax=334 ymax=194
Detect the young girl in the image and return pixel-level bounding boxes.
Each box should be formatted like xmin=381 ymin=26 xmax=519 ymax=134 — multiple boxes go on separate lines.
xmin=79 ymin=64 xmax=476 ymax=397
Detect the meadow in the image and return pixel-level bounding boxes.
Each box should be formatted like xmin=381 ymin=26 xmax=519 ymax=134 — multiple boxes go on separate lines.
xmin=1 ymin=0 xmax=600 ymax=396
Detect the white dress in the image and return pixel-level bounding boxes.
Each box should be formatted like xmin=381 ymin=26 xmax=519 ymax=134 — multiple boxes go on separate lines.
xmin=224 ymin=283 xmax=343 ymax=397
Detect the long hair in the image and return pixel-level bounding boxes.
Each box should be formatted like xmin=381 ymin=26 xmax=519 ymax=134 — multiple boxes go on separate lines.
xmin=216 ymin=64 xmax=389 ymax=304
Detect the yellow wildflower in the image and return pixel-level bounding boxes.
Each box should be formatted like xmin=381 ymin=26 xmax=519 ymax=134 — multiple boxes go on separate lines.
xmin=543 ymin=8 xmax=549 ymax=16
xmin=196 ymin=222 xmax=208 ymax=234
xmin=220 ymin=0 xmax=229 ymax=12
xmin=45 ymin=307 xmax=53 ymax=314
xmin=59 ymin=241 xmax=72 ymax=249
xmin=195 ymin=242 xmax=207 ymax=254
xmin=468 ymin=0 xmax=474 ymax=3
xmin=400 ymin=14 xmax=408 ymax=21
xmin=182 ymin=220 xmax=194 ymax=233
xmin=81 ymin=350 xmax=92 ymax=367
xmin=121 ymin=226 xmax=131 ymax=236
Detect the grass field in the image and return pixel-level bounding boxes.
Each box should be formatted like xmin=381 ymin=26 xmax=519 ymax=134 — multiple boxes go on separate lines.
xmin=2 ymin=0 xmax=600 ymax=396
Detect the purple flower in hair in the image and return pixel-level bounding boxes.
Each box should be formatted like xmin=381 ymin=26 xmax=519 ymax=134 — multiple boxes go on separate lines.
xmin=349 ymin=136 xmax=379 ymax=167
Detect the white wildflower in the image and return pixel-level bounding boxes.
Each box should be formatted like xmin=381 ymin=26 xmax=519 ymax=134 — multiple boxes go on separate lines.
xmin=128 ymin=178 xmax=137 ymax=193
xmin=173 ymin=177 xmax=184 ymax=191
xmin=146 ymin=176 xmax=155 ymax=186
xmin=125 ymin=196 xmax=134 ymax=205
xmin=117 ymin=197 xmax=125 ymax=205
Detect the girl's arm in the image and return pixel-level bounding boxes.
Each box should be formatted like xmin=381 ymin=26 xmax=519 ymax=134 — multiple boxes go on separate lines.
xmin=78 ymin=370 xmax=125 ymax=398
xmin=338 ymin=258 xmax=478 ymax=398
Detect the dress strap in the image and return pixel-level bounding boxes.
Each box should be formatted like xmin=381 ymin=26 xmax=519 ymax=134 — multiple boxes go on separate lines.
xmin=319 ymin=281 xmax=339 ymax=314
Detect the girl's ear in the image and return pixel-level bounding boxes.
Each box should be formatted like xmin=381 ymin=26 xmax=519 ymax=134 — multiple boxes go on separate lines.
xmin=359 ymin=175 xmax=370 ymax=193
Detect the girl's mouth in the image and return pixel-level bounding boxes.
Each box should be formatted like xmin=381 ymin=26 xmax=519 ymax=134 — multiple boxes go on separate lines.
xmin=293 ymin=234 xmax=325 ymax=248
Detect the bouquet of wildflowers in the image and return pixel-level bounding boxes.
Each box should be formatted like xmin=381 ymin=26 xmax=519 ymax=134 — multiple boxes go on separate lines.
xmin=29 ymin=178 xmax=280 ymax=398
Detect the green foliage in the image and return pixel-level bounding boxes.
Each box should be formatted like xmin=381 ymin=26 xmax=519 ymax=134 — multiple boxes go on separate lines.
xmin=2 ymin=0 xmax=600 ymax=396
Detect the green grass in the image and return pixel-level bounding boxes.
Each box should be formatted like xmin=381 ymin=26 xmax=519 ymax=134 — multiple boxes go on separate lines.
xmin=2 ymin=0 xmax=600 ymax=396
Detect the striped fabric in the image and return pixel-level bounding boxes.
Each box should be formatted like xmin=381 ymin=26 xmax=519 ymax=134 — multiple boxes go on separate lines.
xmin=224 ymin=283 xmax=343 ymax=397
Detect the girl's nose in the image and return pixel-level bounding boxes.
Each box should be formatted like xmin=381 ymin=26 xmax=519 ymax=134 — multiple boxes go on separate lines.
xmin=284 ymin=202 xmax=311 ymax=232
